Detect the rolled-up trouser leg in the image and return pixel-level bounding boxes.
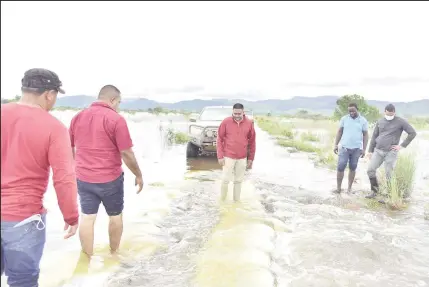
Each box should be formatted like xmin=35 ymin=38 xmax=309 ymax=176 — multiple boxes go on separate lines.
xmin=233 ymin=158 xmax=247 ymax=202
xmin=221 ymin=157 xmax=235 ymax=200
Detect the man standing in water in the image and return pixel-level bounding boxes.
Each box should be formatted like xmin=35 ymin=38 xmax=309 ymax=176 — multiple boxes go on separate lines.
xmin=366 ymin=104 xmax=417 ymax=198
xmin=217 ymin=103 xmax=256 ymax=202
xmin=69 ymin=85 xmax=143 ymax=256
xmin=333 ymin=103 xmax=369 ymax=193
xmin=1 ymin=68 xmax=79 ymax=287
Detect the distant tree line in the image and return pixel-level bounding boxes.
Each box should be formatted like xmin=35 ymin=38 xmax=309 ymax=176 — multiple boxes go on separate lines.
xmin=1 ymin=95 xmax=20 ymax=104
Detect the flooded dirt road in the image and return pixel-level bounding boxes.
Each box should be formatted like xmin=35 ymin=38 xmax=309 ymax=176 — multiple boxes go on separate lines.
xmin=2 ymin=111 xmax=428 ymax=287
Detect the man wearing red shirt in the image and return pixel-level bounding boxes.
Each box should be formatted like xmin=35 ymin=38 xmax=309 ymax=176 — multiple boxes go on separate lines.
xmin=217 ymin=103 xmax=256 ymax=202
xmin=1 ymin=68 xmax=79 ymax=287
xmin=69 ymin=85 xmax=143 ymax=256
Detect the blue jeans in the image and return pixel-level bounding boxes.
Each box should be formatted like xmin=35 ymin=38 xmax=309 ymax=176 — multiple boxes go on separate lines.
xmin=1 ymin=214 xmax=46 ymax=287
xmin=337 ymin=147 xmax=362 ymax=172
xmin=77 ymin=173 xmax=124 ymax=216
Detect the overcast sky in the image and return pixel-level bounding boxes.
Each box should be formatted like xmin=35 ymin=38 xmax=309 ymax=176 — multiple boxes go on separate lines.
xmin=1 ymin=1 xmax=428 ymax=102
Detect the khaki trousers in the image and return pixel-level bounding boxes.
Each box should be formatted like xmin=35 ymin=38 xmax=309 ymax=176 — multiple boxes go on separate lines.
xmin=221 ymin=157 xmax=247 ymax=201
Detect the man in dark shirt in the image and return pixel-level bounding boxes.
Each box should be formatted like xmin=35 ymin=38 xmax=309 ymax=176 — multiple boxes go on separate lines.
xmin=366 ymin=104 xmax=417 ymax=198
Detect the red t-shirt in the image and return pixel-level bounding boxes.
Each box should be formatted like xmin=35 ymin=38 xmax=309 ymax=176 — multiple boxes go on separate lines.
xmin=216 ymin=116 xmax=256 ymax=160
xmin=69 ymin=102 xmax=133 ymax=183
xmin=1 ymin=103 xmax=79 ymax=226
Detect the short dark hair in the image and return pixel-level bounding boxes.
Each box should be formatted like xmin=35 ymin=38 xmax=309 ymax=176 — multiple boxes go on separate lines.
xmin=348 ymin=103 xmax=358 ymax=110
xmin=385 ymin=104 xmax=395 ymax=112
xmin=233 ymin=103 xmax=244 ymax=110
xmin=98 ymin=85 xmax=121 ymax=99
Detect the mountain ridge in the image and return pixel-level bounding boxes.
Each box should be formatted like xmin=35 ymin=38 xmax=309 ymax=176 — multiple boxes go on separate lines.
xmin=55 ymin=95 xmax=429 ymax=116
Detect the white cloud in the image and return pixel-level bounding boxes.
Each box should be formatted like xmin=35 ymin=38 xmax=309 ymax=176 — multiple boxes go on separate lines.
xmin=2 ymin=1 xmax=429 ymax=102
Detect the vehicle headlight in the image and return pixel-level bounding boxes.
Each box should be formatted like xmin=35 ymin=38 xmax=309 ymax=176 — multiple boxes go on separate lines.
xmin=189 ymin=125 xmax=204 ymax=135
xmin=206 ymin=130 xmax=214 ymax=137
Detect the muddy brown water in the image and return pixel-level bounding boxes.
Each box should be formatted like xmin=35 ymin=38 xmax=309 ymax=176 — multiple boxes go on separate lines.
xmin=2 ymin=111 xmax=428 ymax=287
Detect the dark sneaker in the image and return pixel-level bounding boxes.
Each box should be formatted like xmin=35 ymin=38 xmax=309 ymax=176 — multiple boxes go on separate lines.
xmin=365 ymin=192 xmax=377 ymax=199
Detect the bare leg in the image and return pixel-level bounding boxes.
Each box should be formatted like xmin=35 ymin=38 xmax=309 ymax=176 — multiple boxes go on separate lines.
xmin=336 ymin=171 xmax=344 ymax=192
xmin=347 ymin=170 xmax=356 ymax=192
xmin=108 ymin=214 xmax=123 ymax=253
xmin=79 ymin=214 xmax=97 ymax=256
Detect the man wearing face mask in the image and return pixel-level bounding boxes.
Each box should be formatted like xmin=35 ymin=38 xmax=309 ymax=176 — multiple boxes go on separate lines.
xmin=69 ymin=85 xmax=143 ymax=256
xmin=333 ymin=103 xmax=369 ymax=193
xmin=1 ymin=69 xmax=79 ymax=287
xmin=217 ymin=103 xmax=256 ymax=202
xmin=366 ymin=104 xmax=417 ymax=198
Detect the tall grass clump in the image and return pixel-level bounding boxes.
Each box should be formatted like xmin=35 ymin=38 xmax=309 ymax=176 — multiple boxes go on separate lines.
xmin=300 ymin=131 xmax=320 ymax=142
xmin=316 ymin=150 xmax=337 ymax=170
xmin=256 ymin=117 xmax=293 ymax=139
xmin=278 ymin=139 xmax=320 ymax=153
xmin=379 ymin=152 xmax=417 ymax=210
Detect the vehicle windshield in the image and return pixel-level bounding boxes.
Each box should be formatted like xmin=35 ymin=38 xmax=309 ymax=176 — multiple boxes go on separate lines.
xmin=199 ymin=108 xmax=232 ymax=121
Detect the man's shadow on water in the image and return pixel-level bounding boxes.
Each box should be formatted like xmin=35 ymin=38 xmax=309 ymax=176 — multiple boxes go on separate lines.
xmin=71 ymin=252 xmax=91 ymax=277
xmin=186 ymin=156 xmax=222 ymax=172
xmin=70 ymin=251 xmax=122 ymax=280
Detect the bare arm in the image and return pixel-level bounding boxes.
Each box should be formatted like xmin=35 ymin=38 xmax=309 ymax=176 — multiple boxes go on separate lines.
xmin=362 ymin=119 xmax=369 ymax=153
xmin=115 ymin=117 xmax=142 ymax=177
xmin=334 ymin=117 xmax=345 ymax=148
xmin=121 ymin=148 xmax=142 ymax=177
xmin=368 ymin=122 xmax=379 ymax=153
xmin=334 ymin=127 xmax=344 ymax=147
xmin=362 ymin=131 xmax=369 ymax=152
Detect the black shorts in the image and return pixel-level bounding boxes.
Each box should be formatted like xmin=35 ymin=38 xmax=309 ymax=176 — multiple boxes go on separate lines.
xmin=77 ymin=173 xmax=124 ymax=216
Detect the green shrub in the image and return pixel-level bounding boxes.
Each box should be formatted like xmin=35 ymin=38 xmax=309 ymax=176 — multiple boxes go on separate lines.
xmin=174 ymin=132 xmax=190 ymax=144
xmin=379 ymin=152 xmax=417 ymax=209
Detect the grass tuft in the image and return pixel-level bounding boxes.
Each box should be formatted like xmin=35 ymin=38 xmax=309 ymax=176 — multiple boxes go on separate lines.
xmin=378 ymin=152 xmax=417 ymax=210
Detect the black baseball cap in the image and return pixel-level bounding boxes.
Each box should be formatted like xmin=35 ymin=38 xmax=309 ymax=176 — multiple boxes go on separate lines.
xmin=21 ymin=68 xmax=65 ymax=94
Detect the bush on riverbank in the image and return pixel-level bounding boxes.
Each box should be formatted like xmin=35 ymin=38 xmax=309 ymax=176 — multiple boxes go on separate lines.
xmin=256 ymin=117 xmax=294 ymax=139
xmin=256 ymin=116 xmax=337 ymax=170
xmin=165 ymin=128 xmax=189 ymax=145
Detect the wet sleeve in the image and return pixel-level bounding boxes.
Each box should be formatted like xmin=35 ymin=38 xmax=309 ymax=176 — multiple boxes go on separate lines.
xmin=48 ymin=124 xmax=79 ymax=226
xmin=115 ymin=117 xmax=134 ymax=151
xmin=368 ymin=121 xmax=379 ymax=153
xmin=217 ymin=120 xmax=226 ymax=159
xmin=400 ymin=119 xmax=417 ymax=148
xmin=248 ymin=123 xmax=256 ymax=161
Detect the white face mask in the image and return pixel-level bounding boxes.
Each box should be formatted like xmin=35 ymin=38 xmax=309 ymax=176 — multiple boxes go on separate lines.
xmin=385 ymin=115 xmax=394 ymax=121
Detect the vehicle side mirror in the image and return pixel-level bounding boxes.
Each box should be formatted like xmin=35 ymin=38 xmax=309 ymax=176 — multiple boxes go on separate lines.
xmin=189 ymin=115 xmax=197 ymax=122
